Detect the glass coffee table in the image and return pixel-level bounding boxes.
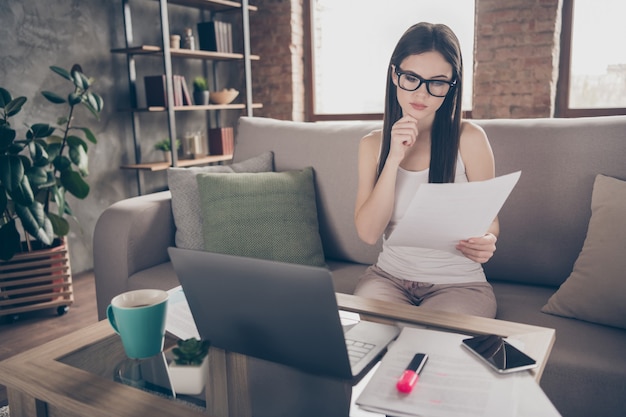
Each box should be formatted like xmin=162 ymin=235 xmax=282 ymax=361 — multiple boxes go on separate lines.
xmin=0 ymin=293 xmax=555 ymax=417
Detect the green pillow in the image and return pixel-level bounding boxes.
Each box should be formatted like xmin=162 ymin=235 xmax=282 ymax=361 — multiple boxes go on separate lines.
xmin=196 ymin=167 xmax=326 ymax=267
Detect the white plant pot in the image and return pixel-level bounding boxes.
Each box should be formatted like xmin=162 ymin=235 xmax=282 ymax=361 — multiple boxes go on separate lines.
xmin=168 ymin=355 xmax=209 ymax=395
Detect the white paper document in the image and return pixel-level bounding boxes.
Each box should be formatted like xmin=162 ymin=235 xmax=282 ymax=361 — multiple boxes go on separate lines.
xmin=385 ymin=171 xmax=521 ymax=253
xmin=166 ymin=285 xmax=200 ymax=340
xmin=355 ymin=327 xmax=561 ymax=417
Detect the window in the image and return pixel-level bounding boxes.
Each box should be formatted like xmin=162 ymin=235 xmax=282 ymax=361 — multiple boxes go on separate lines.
xmin=305 ymin=0 xmax=475 ymax=121
xmin=557 ymin=0 xmax=626 ymax=116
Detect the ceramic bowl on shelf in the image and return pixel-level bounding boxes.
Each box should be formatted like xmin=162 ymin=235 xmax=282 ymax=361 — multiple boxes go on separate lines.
xmin=210 ymin=88 xmax=239 ymax=104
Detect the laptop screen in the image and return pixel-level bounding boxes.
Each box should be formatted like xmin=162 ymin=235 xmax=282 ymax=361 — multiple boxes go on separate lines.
xmin=168 ymin=248 xmax=354 ymax=379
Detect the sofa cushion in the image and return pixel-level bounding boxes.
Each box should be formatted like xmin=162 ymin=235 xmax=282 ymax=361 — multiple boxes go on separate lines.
xmin=167 ymin=152 xmax=274 ymax=250
xmin=541 ymin=174 xmax=626 ymax=329
xmin=196 ymin=168 xmax=326 ymax=267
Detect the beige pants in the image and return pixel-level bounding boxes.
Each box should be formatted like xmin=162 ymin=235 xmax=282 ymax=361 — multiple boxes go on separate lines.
xmin=354 ymin=265 xmax=497 ymax=318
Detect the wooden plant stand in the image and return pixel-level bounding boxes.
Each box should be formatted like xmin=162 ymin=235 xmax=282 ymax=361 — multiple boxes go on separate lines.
xmin=0 ymin=238 xmax=73 ymax=320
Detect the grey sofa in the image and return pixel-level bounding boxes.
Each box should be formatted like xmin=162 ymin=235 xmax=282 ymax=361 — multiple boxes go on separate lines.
xmin=94 ymin=115 xmax=626 ymax=417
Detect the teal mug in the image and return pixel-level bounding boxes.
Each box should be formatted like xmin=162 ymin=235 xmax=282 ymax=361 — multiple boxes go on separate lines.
xmin=107 ymin=289 xmax=169 ymax=359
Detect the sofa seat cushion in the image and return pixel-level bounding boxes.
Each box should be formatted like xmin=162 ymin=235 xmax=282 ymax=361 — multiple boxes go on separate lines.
xmin=492 ymin=281 xmax=626 ymax=417
xmin=127 ymin=261 xmax=180 ymax=293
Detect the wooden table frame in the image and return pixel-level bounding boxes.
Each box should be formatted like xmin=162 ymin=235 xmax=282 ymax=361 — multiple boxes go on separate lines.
xmin=0 ymin=293 xmax=555 ymax=417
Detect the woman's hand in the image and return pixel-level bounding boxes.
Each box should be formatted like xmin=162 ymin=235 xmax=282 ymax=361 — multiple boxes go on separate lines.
xmin=388 ymin=115 xmax=419 ymax=163
xmin=456 ymin=232 xmax=497 ymax=263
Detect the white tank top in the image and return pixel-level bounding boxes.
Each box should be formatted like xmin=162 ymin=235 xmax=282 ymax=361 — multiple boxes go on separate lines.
xmin=376 ymin=154 xmax=487 ymax=284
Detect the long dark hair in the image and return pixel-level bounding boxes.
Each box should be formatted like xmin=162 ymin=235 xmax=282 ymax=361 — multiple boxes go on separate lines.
xmin=377 ymin=22 xmax=463 ymax=183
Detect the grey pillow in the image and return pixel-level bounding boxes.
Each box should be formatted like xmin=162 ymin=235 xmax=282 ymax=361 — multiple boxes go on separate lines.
xmin=168 ymin=151 xmax=274 ymax=249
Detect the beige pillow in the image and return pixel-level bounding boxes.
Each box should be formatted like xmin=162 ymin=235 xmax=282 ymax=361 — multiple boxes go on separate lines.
xmin=541 ymin=174 xmax=626 ymax=329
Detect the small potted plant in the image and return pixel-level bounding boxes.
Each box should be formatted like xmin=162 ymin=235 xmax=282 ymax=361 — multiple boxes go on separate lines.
xmin=168 ymin=338 xmax=210 ymax=395
xmin=154 ymin=138 xmax=180 ymax=163
xmin=192 ymin=76 xmax=209 ymax=106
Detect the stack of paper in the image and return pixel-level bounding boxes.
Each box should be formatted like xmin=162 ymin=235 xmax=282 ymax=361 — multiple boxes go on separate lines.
xmin=355 ymin=327 xmax=560 ymax=417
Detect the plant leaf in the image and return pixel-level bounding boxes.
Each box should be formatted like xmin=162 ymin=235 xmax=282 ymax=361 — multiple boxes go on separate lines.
xmin=27 ymin=123 xmax=55 ymax=139
xmin=0 ymin=87 xmax=12 ymax=108
xmin=68 ymin=92 xmax=82 ymax=105
xmin=48 ymin=211 xmax=70 ymax=236
xmin=0 ymin=185 xmax=7 ymax=213
xmin=50 ymin=66 xmax=72 ymax=81
xmin=11 ymin=174 xmax=35 ymax=206
xmin=15 ymin=200 xmax=54 ymax=245
xmin=53 ymin=155 xmax=72 ymax=171
xmin=0 ymin=154 xmax=34 ymax=205
xmin=60 ymin=169 xmax=89 ymax=199
xmin=0 ymin=154 xmax=24 ymax=193
xmin=29 ymin=140 xmax=49 ymax=167
xmin=86 ymin=92 xmax=104 ymax=113
xmin=0 ymin=125 xmax=16 ymax=150
xmin=26 ymin=166 xmax=51 ymax=188
xmin=72 ymin=70 xmax=90 ymax=90
xmin=66 ymin=135 xmax=87 ymax=150
xmin=82 ymin=100 xmax=100 ymax=119
xmin=0 ymin=219 xmax=21 ymax=261
xmin=52 ymin=183 xmax=66 ymax=215
xmin=75 ymin=127 xmax=97 ymax=144
xmin=47 ymin=142 xmax=62 ymax=161
xmin=4 ymin=96 xmax=27 ymax=117
xmin=41 ymin=91 xmax=66 ymax=104
xmin=69 ymin=142 xmax=89 ymax=176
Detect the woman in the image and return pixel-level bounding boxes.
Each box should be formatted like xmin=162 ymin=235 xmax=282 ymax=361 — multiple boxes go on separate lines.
xmin=354 ymin=22 xmax=498 ymax=318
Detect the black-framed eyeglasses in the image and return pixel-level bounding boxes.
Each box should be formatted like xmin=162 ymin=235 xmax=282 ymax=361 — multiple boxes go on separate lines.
xmin=394 ymin=68 xmax=457 ymax=97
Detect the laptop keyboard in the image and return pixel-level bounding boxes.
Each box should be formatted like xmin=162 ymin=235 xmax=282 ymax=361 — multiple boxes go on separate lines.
xmin=345 ymin=338 xmax=375 ymax=366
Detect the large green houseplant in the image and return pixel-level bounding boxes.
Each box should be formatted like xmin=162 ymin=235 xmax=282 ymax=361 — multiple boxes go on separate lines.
xmin=0 ymin=64 xmax=104 ymax=261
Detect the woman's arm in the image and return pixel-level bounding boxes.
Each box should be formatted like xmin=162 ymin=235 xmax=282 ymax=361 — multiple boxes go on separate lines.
xmin=355 ymin=116 xmax=419 ymax=245
xmin=354 ymin=132 xmax=397 ymax=244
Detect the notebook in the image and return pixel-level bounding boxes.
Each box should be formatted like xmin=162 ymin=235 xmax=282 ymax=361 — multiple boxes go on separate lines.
xmin=168 ymin=247 xmax=400 ymax=381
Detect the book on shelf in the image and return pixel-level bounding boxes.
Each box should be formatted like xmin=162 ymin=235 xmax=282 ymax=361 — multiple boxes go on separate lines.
xmin=144 ymin=75 xmax=192 ymax=107
xmin=197 ymin=20 xmax=233 ymax=53
xmin=179 ymin=75 xmax=192 ymax=105
xmin=208 ymin=127 xmax=234 ymax=155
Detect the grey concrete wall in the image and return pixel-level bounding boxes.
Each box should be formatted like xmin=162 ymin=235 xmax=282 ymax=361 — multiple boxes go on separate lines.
xmin=0 ymin=0 xmax=237 ymax=272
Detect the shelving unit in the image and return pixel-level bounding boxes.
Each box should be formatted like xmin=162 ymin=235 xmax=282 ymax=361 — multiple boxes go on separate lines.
xmin=113 ymin=0 xmax=260 ymax=194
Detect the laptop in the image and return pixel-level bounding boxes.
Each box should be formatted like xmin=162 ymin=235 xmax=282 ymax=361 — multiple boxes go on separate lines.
xmin=168 ymin=247 xmax=400 ymax=382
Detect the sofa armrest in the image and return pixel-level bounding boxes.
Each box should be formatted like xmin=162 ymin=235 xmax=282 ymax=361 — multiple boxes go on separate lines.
xmin=93 ymin=191 xmax=175 ymax=319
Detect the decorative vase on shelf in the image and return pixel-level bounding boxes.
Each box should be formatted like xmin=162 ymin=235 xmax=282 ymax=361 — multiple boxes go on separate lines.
xmin=192 ymin=76 xmax=209 ymax=105
xmin=193 ymin=90 xmax=209 ymax=106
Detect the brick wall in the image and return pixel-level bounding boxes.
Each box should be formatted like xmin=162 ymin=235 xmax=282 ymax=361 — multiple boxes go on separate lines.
xmin=251 ymin=0 xmax=563 ymax=120
xmin=250 ymin=0 xmax=305 ymax=121
xmin=473 ymin=0 xmax=562 ymax=118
